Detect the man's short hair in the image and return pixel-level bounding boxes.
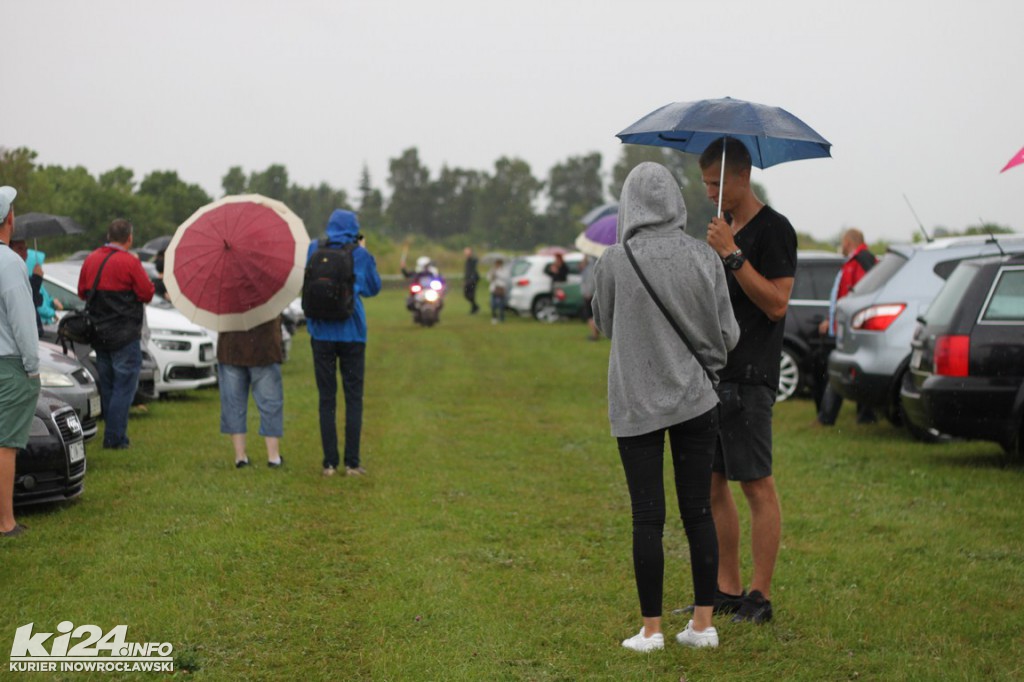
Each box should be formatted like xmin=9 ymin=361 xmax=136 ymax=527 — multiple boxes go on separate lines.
xmin=844 ymin=228 xmax=865 ymax=246
xmin=107 ymin=218 xmax=133 ymax=244
xmin=699 ymin=136 xmax=752 ymax=174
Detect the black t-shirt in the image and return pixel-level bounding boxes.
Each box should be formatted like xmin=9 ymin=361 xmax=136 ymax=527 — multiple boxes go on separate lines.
xmin=720 ymin=205 xmax=797 ymax=389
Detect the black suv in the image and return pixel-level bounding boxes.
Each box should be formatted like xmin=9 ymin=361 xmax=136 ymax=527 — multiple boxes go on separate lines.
xmin=900 ymin=253 xmax=1024 ymax=454
xmin=778 ymin=251 xmax=844 ymax=401
xmin=15 ymin=391 xmax=87 ymax=507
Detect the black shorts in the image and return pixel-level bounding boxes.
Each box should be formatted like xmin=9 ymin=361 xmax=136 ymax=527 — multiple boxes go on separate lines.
xmin=713 ymin=383 xmax=775 ymax=481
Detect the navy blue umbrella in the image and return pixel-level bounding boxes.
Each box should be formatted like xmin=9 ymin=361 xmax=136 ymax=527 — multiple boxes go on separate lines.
xmin=617 ymin=97 xmax=831 ymax=215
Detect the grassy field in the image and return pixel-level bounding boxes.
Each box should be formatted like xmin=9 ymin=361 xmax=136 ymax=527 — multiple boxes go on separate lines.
xmin=5 ymin=289 xmax=1024 ymax=681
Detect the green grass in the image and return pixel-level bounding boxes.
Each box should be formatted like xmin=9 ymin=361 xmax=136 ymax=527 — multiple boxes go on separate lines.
xmin=5 ymin=289 xmax=1024 ymax=681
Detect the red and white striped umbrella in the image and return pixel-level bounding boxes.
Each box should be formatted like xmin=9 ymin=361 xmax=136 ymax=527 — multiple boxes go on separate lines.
xmin=164 ymin=194 xmax=310 ymax=332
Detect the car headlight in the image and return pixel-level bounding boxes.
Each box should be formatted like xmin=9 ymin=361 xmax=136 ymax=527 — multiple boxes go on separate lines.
xmin=29 ymin=417 xmax=50 ymax=437
xmin=153 ymin=339 xmax=192 ymax=351
xmin=39 ymin=370 xmax=76 ymax=388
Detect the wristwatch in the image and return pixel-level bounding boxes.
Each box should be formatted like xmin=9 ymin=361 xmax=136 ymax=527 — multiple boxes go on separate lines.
xmin=723 ymin=248 xmax=746 ymax=271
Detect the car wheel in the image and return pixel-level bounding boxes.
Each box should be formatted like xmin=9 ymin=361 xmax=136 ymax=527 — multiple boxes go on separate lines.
xmin=777 ymin=348 xmax=800 ymax=402
xmin=532 ymin=295 xmax=558 ymax=322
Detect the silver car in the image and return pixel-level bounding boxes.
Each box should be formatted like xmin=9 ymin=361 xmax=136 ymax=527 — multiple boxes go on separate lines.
xmin=828 ymin=234 xmax=1024 ymax=429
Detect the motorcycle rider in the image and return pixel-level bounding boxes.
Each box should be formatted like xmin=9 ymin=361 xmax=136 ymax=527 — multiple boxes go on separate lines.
xmin=402 ymin=256 xmax=446 ymax=311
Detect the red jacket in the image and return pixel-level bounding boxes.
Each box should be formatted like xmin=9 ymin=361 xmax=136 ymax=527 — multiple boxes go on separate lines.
xmin=838 ymin=244 xmax=876 ymax=300
xmin=78 ymin=245 xmax=155 ymax=350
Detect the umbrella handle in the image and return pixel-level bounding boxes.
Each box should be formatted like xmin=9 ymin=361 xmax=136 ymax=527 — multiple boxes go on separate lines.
xmin=717 ymin=140 xmax=726 ymax=218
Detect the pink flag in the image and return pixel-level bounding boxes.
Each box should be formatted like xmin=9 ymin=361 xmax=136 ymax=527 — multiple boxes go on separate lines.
xmin=1001 ymin=146 xmax=1024 ymax=173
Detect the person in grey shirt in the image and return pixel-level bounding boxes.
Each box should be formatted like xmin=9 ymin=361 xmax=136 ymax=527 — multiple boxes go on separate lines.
xmin=0 ymin=186 xmax=41 ymax=538
xmin=593 ymin=162 xmax=738 ymax=651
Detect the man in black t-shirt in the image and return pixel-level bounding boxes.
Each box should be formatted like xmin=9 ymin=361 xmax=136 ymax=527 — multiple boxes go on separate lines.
xmin=699 ymin=137 xmax=796 ymax=625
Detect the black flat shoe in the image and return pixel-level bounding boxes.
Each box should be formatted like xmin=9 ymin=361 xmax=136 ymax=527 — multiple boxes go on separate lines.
xmin=1 ymin=523 xmax=28 ymax=538
xmin=235 ymin=459 xmax=250 ymax=469
xmin=268 ymin=456 xmax=283 ymax=469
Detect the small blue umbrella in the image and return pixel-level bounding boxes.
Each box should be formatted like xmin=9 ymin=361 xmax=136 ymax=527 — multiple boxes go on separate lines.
xmin=617 ymin=97 xmax=831 ymax=215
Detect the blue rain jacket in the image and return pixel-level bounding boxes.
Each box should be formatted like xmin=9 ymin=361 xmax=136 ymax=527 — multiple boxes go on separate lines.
xmin=305 ymin=210 xmax=382 ymax=343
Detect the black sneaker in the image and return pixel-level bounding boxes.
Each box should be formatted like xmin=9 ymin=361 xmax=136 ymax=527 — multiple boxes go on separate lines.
xmin=673 ymin=589 xmax=746 ymax=616
xmin=731 ymin=590 xmax=773 ymax=624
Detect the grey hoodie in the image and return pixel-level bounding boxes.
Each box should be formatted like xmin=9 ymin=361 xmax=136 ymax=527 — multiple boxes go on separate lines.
xmin=592 ymin=162 xmax=739 ymax=438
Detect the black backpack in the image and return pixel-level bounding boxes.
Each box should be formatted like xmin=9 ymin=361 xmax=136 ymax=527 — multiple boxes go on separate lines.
xmin=301 ymin=240 xmax=357 ymax=321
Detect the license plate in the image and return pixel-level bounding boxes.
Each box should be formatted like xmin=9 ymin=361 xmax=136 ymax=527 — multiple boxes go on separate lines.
xmin=89 ymin=394 xmax=101 ymax=417
xmin=69 ymin=441 xmax=85 ymax=464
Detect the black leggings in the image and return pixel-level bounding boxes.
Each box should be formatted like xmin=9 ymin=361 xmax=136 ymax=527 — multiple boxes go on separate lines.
xmin=617 ymin=407 xmax=719 ymax=617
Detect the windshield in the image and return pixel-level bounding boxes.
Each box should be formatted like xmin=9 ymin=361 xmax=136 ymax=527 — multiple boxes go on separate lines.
xmin=922 ymin=263 xmax=978 ymax=326
xmin=849 ymin=252 xmax=906 ymax=296
xmin=509 ymin=259 xmax=530 ymax=277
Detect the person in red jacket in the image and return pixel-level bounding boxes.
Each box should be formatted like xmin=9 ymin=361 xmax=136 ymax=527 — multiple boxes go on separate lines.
xmin=78 ymin=219 xmax=155 ymax=449
xmin=816 ymin=228 xmax=876 ymax=425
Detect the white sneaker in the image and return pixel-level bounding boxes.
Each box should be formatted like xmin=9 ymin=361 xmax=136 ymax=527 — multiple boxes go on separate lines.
xmin=621 ymin=628 xmax=664 ymax=652
xmin=675 ymin=620 xmax=718 ymax=648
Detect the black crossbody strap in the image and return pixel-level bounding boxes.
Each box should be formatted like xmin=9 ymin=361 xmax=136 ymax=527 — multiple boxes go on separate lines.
xmin=85 ymin=250 xmax=118 ymax=305
xmin=623 ymin=240 xmax=716 ymax=385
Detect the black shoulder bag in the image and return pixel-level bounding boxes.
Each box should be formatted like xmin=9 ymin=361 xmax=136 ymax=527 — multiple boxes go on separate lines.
xmin=57 ymin=250 xmax=117 ymax=353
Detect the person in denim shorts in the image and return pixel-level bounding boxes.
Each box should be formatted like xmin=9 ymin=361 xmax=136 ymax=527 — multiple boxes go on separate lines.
xmin=218 ymin=318 xmax=284 ymax=468
xmin=701 ymin=137 xmax=798 ymax=625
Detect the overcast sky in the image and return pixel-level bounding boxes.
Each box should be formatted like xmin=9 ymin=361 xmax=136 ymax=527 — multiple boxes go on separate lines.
xmin=6 ymin=0 xmax=1023 ymax=243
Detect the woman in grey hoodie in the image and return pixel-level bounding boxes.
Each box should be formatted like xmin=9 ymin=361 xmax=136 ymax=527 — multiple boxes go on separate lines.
xmin=593 ymin=162 xmax=739 ymax=652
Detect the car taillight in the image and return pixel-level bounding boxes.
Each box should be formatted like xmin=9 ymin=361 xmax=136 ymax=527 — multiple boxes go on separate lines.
xmin=851 ymin=304 xmax=906 ymax=331
xmin=934 ymin=335 xmax=970 ymax=377
xmin=554 ymin=289 xmax=565 ymax=301
xmin=516 ymin=279 xmax=530 ymax=287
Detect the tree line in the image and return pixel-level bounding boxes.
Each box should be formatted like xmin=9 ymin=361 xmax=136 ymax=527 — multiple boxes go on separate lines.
xmin=0 ymin=145 xmax=741 ymax=254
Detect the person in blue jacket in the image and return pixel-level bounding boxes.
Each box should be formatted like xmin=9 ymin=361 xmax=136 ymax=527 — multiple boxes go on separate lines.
xmin=307 ymin=210 xmax=382 ymax=477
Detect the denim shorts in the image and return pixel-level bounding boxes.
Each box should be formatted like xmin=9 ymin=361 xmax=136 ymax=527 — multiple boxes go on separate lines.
xmin=218 ymin=363 xmax=284 ymax=437
xmin=713 ymin=383 xmax=776 ymax=481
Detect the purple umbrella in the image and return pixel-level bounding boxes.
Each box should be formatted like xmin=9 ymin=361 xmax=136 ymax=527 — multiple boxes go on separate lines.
xmin=574 ymin=214 xmax=617 ymax=258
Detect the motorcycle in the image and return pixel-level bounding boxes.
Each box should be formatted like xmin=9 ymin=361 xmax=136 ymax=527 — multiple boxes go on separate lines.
xmin=407 ymin=274 xmax=446 ymax=327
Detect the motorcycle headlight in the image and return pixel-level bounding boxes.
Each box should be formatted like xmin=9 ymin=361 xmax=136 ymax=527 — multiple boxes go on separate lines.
xmin=424 ymin=290 xmax=439 ymax=302
xmin=430 ymin=280 xmax=443 ymax=291
xmin=39 ymin=370 xmax=76 ymax=388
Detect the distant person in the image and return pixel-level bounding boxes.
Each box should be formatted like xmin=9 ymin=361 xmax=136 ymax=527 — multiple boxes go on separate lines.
xmin=592 ymin=162 xmax=739 ymax=651
xmin=0 ymin=186 xmax=41 ymax=538
xmin=543 ymin=252 xmax=569 ymax=285
xmin=152 ymin=248 xmax=168 ymax=299
xmin=217 ymin=318 xmax=284 ymax=469
xmin=487 ymin=258 xmax=510 ymax=325
xmin=78 ymin=219 xmax=155 ymax=450
xmin=21 ymin=248 xmax=62 ymax=335
xmin=701 ymin=136 xmax=796 ymax=625
xmin=306 ymin=210 xmax=382 ymax=477
xmin=579 ymin=255 xmax=600 ymax=341
xmin=816 ymin=229 xmax=877 ymax=426
xmin=463 ymin=247 xmax=480 ymax=314
xmin=401 ymin=255 xmax=445 ymax=316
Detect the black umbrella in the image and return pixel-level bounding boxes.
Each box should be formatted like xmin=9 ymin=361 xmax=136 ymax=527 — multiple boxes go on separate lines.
xmin=12 ymin=212 xmax=86 ymax=240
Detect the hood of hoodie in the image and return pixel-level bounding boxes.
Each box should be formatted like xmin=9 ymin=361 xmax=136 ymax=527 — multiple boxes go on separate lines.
xmin=325 ymin=209 xmax=360 ymax=244
xmin=617 ymin=162 xmax=687 ymax=243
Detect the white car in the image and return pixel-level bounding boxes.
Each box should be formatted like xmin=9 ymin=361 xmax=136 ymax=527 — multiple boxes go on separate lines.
xmin=506 ymin=252 xmax=584 ymax=320
xmin=43 ymin=262 xmax=217 ymax=398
